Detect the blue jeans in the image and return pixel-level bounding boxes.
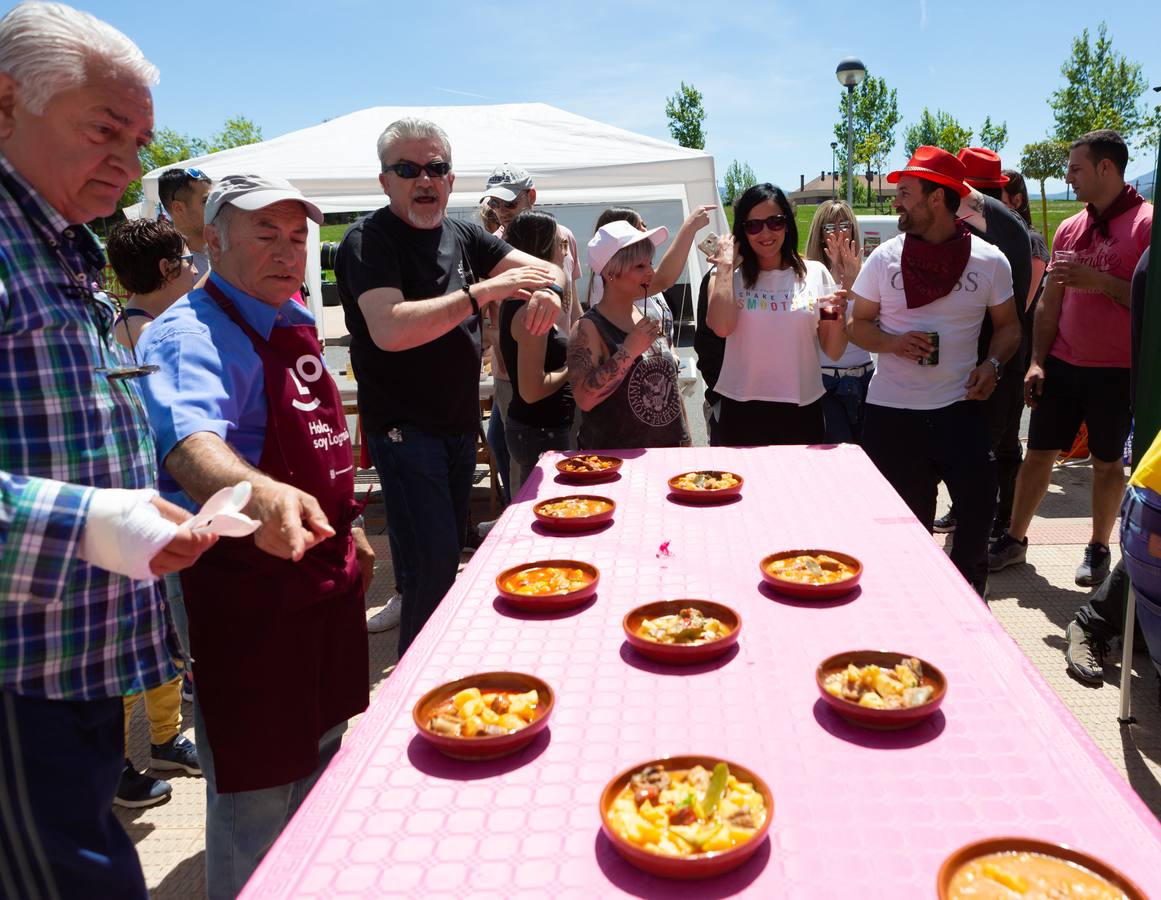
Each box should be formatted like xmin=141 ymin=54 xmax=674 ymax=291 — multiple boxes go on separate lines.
xmin=366 ymin=426 xmax=477 ymax=656
xmin=0 ymin=692 xmax=148 ymax=900
xmin=1121 ymin=486 xmax=1161 ymax=676
xmin=820 ymin=367 xmax=873 ymax=443
xmin=195 ymin=697 xmax=345 ymax=900
xmin=164 ymin=572 xmax=190 ymax=660
xmin=485 ymin=379 xmax=512 ymax=505
xmin=505 ymin=418 xmax=572 ymax=496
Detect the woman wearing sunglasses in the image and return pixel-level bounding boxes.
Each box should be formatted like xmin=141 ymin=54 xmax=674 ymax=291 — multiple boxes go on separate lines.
xmin=804 ymin=200 xmax=874 ymax=443
xmin=498 ymin=210 xmax=576 ymax=492
xmin=106 ymin=219 xmax=197 ymax=352
xmin=705 ymin=183 xmax=847 ymax=446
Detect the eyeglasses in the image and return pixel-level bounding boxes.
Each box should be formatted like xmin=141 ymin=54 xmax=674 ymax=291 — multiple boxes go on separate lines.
xmin=487 ymin=195 xmax=521 ymax=211
xmin=742 ymin=214 xmax=789 ymax=235
xmin=183 ymin=168 xmax=209 ymax=182
xmin=180 ymin=253 xmax=194 ymax=263
xmin=823 ymin=222 xmax=853 ymax=235
xmin=384 ymin=160 xmax=452 ymax=179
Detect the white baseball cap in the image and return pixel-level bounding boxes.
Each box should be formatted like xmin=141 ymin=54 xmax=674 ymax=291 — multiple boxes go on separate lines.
xmin=205 ymin=174 xmax=323 ymax=225
xmin=586 ymin=220 xmax=669 ymax=275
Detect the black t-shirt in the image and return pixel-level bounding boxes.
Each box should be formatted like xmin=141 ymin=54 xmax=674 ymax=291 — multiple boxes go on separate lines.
xmin=498 ymin=298 xmax=574 ymax=428
xmin=969 ymin=195 xmax=1031 ymax=373
xmin=335 ymin=207 xmax=511 ymax=435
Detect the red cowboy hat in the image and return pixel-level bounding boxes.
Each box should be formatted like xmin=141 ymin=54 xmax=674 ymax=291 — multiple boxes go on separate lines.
xmin=887 ymin=146 xmax=970 ymax=197
xmin=956 ymin=147 xmax=1010 ymax=188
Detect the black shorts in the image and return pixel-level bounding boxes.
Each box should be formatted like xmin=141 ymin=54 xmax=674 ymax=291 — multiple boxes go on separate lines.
xmin=1028 ymin=355 xmax=1131 ymax=462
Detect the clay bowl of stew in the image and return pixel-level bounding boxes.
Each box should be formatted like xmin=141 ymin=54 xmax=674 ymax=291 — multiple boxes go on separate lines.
xmin=622 ymin=600 xmax=741 ymax=665
xmin=495 ymin=559 xmax=600 ymax=612
xmin=532 ymin=495 xmax=616 ymax=533
xmin=600 ymin=754 xmax=773 ymax=880
xmin=412 ymin=671 xmax=554 ymax=761
xmin=816 ymin=650 xmax=946 ymax=731
xmin=554 ymin=454 xmax=623 ymax=482
xmin=937 ymin=836 xmax=1146 ymax=899
xmin=759 ymin=549 xmax=862 ymax=600
xmin=666 ymin=470 xmax=744 ymax=503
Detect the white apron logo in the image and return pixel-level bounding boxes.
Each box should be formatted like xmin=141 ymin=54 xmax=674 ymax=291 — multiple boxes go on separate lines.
xmin=288 ymin=354 xmax=323 ymax=412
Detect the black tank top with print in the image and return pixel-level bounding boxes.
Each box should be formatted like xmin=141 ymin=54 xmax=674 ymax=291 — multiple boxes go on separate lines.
xmin=577 ymin=308 xmax=688 ymax=450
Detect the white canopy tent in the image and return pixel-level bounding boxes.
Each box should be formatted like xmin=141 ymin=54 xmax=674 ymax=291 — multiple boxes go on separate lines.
xmin=141 ymin=103 xmax=726 ymax=328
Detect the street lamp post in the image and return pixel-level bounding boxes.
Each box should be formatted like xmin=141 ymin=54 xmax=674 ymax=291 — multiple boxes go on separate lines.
xmin=836 ymin=57 xmax=866 ymax=207
xmin=830 ymin=141 xmax=838 ymax=200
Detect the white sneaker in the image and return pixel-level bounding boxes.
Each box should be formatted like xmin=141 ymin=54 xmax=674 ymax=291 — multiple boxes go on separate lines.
xmin=366 ymin=594 xmax=401 ymax=633
xmin=477 ymin=519 xmax=498 ymax=538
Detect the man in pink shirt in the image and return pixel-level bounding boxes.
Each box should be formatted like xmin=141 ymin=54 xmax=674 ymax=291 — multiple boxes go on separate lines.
xmin=990 ymin=129 xmax=1153 ymax=586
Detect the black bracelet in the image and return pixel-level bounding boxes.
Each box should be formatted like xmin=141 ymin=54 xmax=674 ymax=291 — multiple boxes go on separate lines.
xmin=539 ymin=283 xmax=565 ymax=298
xmin=462 ymin=283 xmax=480 ymax=316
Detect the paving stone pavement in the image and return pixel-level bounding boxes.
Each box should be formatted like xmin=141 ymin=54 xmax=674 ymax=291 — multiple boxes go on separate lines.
xmin=119 ymin=458 xmax=1161 ymax=898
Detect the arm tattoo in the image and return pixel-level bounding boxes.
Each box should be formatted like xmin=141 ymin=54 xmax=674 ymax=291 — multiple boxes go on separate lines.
xmin=567 ymin=338 xmax=635 ymax=405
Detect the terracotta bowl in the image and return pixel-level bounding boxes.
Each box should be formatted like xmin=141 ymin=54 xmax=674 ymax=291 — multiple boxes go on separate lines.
xmin=667 ymin=471 xmax=744 ymax=503
xmin=495 ymin=559 xmax=600 ymax=612
xmin=412 ymin=671 xmax=554 ymax=760
xmin=554 ymin=454 xmax=624 ymax=482
xmin=600 ymin=754 xmax=773 ymax=880
xmin=532 ymin=495 xmax=616 ymax=533
xmin=937 ymin=837 xmax=1146 ymax=899
xmin=622 ymin=600 xmax=741 ymax=665
xmin=759 ymin=549 xmax=863 ymax=600
xmin=816 ymin=650 xmax=946 ymax=731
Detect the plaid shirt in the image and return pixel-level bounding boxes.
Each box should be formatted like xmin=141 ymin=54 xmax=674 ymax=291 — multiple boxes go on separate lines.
xmin=0 ymin=155 xmax=180 ymax=700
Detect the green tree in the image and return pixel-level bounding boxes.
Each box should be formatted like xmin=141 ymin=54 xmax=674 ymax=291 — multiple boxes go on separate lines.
xmin=207 ymin=115 xmax=263 ymax=154
xmin=664 ymin=82 xmax=706 ymax=150
xmin=903 ymin=108 xmax=973 ymax=157
xmin=721 ymin=159 xmax=757 ymax=204
xmin=1020 ymin=140 xmax=1070 ymax=234
xmin=978 ymin=116 xmax=1009 ymax=153
xmin=832 ymin=72 xmax=901 ymax=191
xmin=1049 ymin=22 xmax=1148 ymax=144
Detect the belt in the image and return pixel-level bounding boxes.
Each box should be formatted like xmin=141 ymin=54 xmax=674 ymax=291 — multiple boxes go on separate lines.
xmin=822 ymin=362 xmax=874 ymax=377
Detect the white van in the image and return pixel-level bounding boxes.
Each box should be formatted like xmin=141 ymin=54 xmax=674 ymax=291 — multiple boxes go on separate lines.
xmin=855 ymin=214 xmax=900 ymax=259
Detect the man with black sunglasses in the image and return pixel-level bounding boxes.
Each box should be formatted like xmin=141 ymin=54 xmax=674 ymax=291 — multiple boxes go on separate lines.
xmin=336 ymin=118 xmax=565 ymax=658
xmin=158 ymin=166 xmax=212 ymax=279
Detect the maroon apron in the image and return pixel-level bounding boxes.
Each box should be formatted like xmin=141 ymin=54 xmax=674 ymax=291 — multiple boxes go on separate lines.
xmin=181 ymin=282 xmax=368 ymax=793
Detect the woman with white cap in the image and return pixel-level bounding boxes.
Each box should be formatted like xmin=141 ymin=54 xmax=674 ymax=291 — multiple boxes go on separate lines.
xmin=568 ymin=221 xmax=690 ymax=449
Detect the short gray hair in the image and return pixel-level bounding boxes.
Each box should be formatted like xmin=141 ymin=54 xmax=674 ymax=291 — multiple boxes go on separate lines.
xmin=0 ymin=2 xmax=159 ymax=115
xmin=375 ymin=118 xmax=451 ymax=171
xmin=207 ymin=204 xmax=235 ymax=256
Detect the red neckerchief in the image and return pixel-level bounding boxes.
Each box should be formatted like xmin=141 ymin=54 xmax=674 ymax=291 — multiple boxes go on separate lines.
xmin=1074 ymin=184 xmax=1145 ymax=252
xmin=900 ymin=225 xmax=973 ymax=309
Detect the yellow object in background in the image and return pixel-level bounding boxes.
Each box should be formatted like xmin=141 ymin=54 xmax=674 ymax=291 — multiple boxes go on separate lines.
xmin=1130 ymin=428 xmax=1161 ymax=494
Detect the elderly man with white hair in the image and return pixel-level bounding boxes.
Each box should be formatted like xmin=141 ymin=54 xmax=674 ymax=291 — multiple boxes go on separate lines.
xmin=0 ymin=4 xmax=216 ymax=898
xmin=335 ymin=117 xmax=565 ymax=657
xmin=134 ymin=174 xmax=374 ymax=899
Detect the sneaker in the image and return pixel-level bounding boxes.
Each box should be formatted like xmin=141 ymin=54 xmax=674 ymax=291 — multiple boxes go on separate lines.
xmin=988 ymin=532 xmax=1028 ymax=572
xmin=933 ymin=512 xmax=957 ymax=534
xmin=367 ymin=593 xmax=402 ymax=633
xmin=990 ymin=518 xmax=1010 ymax=543
xmin=180 ymin=672 xmax=194 ymax=704
xmin=114 ymin=761 xmax=172 ymax=808
xmin=150 ymin=734 xmax=201 ymax=775
xmin=1065 ymin=620 xmax=1106 ymax=684
xmin=477 ymin=519 xmax=498 ymax=539
xmin=1075 ymin=542 xmax=1111 ymax=587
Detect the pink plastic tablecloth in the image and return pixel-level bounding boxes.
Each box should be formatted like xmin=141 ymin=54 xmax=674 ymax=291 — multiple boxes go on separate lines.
xmin=242 ymin=445 xmax=1161 ymax=898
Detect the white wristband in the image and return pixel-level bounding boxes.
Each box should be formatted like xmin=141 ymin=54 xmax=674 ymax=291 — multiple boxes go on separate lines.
xmin=79 ymin=488 xmax=178 ymax=581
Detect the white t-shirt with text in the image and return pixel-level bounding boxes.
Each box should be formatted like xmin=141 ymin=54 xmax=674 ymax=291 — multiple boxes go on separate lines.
xmin=715 ymin=260 xmax=836 ymax=406
xmin=851 ymin=234 xmax=1013 ymax=410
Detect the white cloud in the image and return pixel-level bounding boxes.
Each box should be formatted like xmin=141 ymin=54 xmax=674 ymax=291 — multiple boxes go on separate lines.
xmin=920 ymin=0 xmax=928 ymax=30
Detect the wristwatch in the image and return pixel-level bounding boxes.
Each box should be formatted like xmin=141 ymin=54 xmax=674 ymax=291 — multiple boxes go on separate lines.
xmin=987 ymin=356 xmax=1002 ymax=381
xmin=462 ymin=283 xmax=480 ymax=317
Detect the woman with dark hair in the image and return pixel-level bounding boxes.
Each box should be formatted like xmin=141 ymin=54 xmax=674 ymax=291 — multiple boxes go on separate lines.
xmin=804 ymin=200 xmax=874 ymax=442
xmin=705 ymin=183 xmax=847 ymax=446
xmin=1000 ymin=169 xmax=1050 ymax=318
xmin=498 ymin=210 xmax=576 ymax=492
xmin=106 ymin=219 xmax=196 ymax=351
xmin=569 ymin=221 xmax=690 ymax=449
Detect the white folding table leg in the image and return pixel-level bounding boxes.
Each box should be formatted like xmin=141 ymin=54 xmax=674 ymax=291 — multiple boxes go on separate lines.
xmin=1118 ymin=587 xmax=1137 ymax=723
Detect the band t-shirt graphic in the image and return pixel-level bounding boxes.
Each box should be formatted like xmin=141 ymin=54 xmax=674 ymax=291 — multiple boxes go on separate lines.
xmin=626 ymin=350 xmax=681 ymax=427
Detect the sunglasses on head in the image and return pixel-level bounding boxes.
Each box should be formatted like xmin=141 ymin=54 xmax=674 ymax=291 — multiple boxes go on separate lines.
xmin=823 ymin=221 xmax=852 ymax=234
xmin=384 ymin=160 xmax=452 ymax=179
xmin=742 ymin=214 xmax=788 ymax=235
xmin=183 ymin=168 xmax=208 ymax=181
xmin=487 ymin=195 xmax=521 ymax=211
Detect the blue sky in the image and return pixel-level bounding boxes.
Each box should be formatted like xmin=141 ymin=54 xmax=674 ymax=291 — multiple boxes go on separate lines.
xmin=92 ymin=0 xmax=1161 ymax=195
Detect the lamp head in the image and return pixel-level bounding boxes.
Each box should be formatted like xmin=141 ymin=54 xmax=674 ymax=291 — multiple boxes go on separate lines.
xmin=836 ymin=58 xmax=867 ymax=89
